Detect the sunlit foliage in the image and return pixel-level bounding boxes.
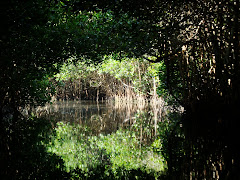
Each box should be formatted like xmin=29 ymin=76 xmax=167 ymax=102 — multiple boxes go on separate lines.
xmin=53 ymin=55 xmax=163 ymax=100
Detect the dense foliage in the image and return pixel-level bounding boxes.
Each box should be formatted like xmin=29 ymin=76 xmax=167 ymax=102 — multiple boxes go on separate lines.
xmin=53 ymin=55 xmax=162 ymax=100
xmin=0 ymin=0 xmax=154 ymax=110
xmin=1 ymin=0 xmax=239 ymax=179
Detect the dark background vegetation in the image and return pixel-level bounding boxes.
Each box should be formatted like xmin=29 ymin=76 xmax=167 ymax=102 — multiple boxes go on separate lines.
xmin=0 ymin=0 xmax=239 ymax=179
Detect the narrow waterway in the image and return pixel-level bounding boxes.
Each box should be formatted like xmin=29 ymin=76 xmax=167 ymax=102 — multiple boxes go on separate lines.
xmin=31 ymin=99 xmax=169 ymax=179
xmin=25 ymin=100 xmax=239 ymax=179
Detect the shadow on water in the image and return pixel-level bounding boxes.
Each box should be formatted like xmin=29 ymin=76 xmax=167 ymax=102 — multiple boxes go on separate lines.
xmin=0 ymin=109 xmax=69 ymax=179
xmin=162 ymin=104 xmax=240 ymax=180
xmin=1 ymin=99 xmax=170 ymax=179
xmin=2 ymin=100 xmax=240 ymax=179
xmin=33 ymin=99 xmax=169 ymax=179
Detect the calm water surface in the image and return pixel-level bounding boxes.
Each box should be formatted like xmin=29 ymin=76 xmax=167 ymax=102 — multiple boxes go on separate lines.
xmin=37 ymin=100 xmax=165 ymax=140
xmin=35 ymin=100 xmax=233 ymax=179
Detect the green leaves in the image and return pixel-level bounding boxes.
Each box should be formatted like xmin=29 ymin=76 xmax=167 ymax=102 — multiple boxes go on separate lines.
xmin=54 ymin=54 xmax=164 ymax=100
xmin=101 ymin=55 xmax=134 ymax=80
xmin=1 ymin=0 xmax=160 ymax=108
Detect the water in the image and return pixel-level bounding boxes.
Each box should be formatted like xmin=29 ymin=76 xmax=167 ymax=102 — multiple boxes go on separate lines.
xmin=36 ymin=100 xmax=165 ymax=142
xmin=33 ymin=99 xmax=168 ymax=179
xmin=31 ymin=100 xmax=240 ymax=179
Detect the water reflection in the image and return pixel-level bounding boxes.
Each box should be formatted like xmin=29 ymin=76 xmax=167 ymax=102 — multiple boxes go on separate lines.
xmin=36 ymin=100 xmax=166 ymax=141
xmin=22 ymin=100 xmax=240 ymax=179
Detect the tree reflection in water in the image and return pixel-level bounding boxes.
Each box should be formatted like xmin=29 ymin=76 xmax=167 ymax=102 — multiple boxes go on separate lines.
xmin=35 ymin=100 xmax=240 ymax=179
xmin=36 ymin=100 xmax=165 ymax=139
xmin=163 ymin=110 xmax=240 ymax=180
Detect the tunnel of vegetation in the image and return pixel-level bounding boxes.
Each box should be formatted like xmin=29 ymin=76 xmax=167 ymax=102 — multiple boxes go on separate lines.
xmin=0 ymin=0 xmax=239 ymax=179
